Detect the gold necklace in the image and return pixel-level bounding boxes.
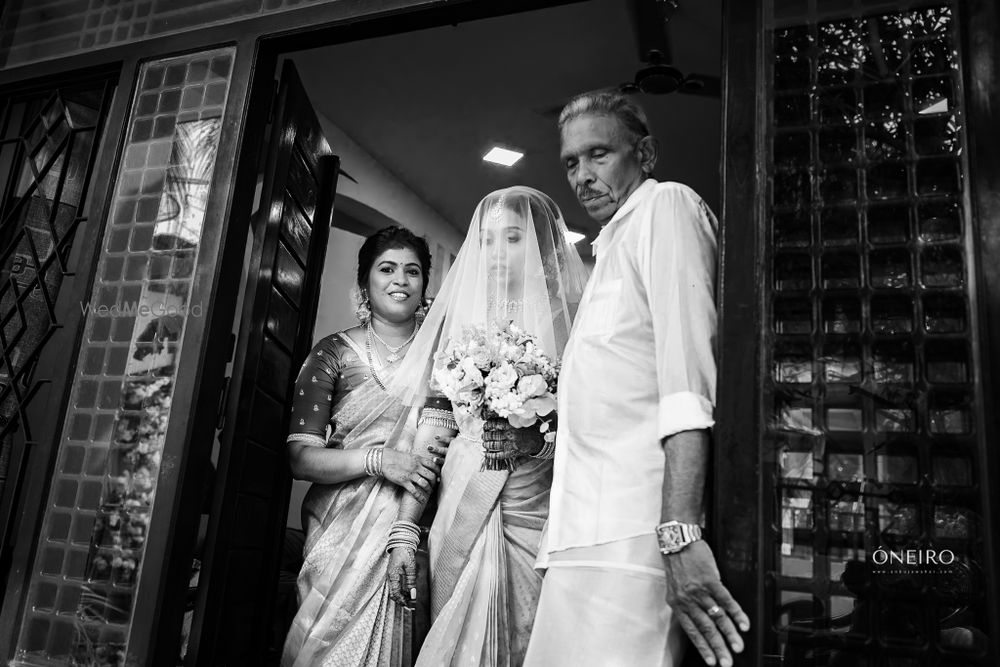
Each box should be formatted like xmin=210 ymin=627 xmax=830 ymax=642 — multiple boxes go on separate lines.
xmin=364 ymin=326 xmax=388 ymax=391
xmin=367 ymin=321 xmax=417 ymax=363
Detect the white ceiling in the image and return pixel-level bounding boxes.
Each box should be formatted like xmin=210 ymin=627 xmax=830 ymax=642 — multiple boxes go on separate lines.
xmin=291 ymin=0 xmax=722 ymax=251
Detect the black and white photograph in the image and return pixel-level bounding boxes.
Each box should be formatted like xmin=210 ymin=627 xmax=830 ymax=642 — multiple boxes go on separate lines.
xmin=0 ymin=0 xmax=996 ymax=665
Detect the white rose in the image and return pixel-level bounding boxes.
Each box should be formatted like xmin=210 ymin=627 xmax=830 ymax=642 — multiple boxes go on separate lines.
xmin=457 ymin=384 xmax=485 ymax=408
xmin=516 ymin=374 xmax=548 ymax=398
xmin=460 ymin=357 xmax=485 ymax=385
xmin=487 ymin=362 xmax=518 ymax=392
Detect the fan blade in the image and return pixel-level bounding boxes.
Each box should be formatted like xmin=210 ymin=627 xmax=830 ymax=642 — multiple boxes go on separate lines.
xmin=628 ymin=0 xmax=676 ymax=65
xmin=679 ymin=74 xmax=721 ymax=98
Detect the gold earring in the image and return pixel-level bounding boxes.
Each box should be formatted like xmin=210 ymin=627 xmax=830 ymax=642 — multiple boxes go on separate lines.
xmin=414 ymin=299 xmax=429 ymax=324
xmin=355 ymin=290 xmax=371 ymax=324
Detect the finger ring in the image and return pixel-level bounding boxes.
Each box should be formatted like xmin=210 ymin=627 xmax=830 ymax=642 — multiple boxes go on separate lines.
xmin=707 ymin=605 xmax=723 ymax=618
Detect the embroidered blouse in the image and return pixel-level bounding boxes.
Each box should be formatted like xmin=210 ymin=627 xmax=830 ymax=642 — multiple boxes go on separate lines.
xmin=287 ymin=332 xmax=376 ymax=448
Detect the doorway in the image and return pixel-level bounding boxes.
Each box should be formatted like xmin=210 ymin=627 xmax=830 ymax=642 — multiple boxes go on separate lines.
xmin=186 ymin=1 xmax=723 ymax=664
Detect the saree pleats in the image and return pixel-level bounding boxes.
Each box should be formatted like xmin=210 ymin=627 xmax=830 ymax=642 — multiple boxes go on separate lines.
xmin=416 ymin=435 xmax=552 ymax=666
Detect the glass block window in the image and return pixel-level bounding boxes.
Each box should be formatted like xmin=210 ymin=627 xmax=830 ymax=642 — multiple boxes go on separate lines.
xmin=1 ymin=0 xmax=333 ymax=69
xmin=764 ymin=3 xmax=990 ymax=664
xmin=11 ymin=47 xmax=235 ymax=666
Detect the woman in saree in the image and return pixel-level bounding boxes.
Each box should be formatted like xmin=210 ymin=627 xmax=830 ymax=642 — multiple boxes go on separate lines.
xmin=384 ymin=187 xmax=589 ymax=666
xmin=282 ymin=226 xmax=445 ymax=667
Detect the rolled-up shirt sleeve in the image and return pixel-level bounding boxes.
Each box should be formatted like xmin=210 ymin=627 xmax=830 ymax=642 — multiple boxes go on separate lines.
xmin=639 ymin=185 xmax=718 ymax=440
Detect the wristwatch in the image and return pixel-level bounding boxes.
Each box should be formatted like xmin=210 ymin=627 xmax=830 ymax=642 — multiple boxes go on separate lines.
xmin=655 ymin=521 xmax=703 ymax=555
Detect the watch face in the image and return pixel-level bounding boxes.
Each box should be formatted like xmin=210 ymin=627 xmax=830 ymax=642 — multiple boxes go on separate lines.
xmin=660 ymin=526 xmax=684 ymax=551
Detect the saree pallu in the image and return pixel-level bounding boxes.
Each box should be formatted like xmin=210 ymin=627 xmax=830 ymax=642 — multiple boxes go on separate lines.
xmin=415 ymin=433 xmax=553 ymax=667
xmin=282 ymin=371 xmax=417 ymax=667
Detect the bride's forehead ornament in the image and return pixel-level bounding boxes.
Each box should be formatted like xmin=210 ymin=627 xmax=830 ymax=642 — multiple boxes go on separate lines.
xmin=490 ymin=192 xmax=506 ymax=223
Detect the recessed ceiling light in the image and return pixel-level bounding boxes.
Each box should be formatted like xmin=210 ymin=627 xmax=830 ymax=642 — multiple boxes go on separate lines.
xmin=565 ymin=230 xmax=586 ymax=244
xmin=483 ymin=146 xmax=524 ymax=167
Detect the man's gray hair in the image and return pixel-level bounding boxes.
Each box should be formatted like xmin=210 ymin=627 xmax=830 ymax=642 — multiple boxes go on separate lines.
xmin=557 ymin=90 xmax=652 ymax=143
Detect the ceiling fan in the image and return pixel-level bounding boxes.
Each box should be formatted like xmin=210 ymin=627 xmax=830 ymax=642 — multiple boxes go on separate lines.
xmin=542 ymin=0 xmax=720 ymax=117
xmin=619 ymin=0 xmax=721 ymax=98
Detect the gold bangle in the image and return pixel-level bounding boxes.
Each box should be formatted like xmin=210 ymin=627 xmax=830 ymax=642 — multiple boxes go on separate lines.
xmin=531 ymin=440 xmax=556 ymax=460
xmin=364 ymin=448 xmax=384 ymax=477
xmin=419 ymin=407 xmax=457 ymax=430
xmin=287 ymin=433 xmax=326 ymax=447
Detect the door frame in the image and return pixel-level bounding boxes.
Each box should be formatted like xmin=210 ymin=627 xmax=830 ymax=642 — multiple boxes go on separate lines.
xmin=961 ymin=0 xmax=1000 ymax=643
xmin=715 ymin=0 xmax=763 ymax=661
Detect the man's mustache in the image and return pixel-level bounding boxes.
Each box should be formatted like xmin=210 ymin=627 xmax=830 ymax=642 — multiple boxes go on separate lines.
xmin=577 ymin=189 xmax=606 ymax=201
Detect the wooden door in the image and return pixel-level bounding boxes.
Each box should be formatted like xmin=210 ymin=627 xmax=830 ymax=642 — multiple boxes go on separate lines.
xmin=186 ymin=60 xmax=338 ymax=666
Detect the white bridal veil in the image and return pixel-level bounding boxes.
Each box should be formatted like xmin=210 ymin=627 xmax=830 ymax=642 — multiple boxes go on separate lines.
xmin=391 ymin=186 xmax=589 ymax=407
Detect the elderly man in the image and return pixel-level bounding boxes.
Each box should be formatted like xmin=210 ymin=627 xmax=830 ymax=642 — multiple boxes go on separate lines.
xmin=524 ymin=91 xmax=749 ymax=667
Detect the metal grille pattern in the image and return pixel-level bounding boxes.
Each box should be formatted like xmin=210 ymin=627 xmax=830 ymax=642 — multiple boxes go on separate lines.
xmin=0 ymin=81 xmax=112 ymax=560
xmin=12 ymin=48 xmax=234 ymax=666
xmin=764 ymin=4 xmax=989 ymax=664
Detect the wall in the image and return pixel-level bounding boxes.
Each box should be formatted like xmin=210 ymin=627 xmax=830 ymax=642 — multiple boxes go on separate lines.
xmin=309 ymin=109 xmax=463 ymax=339
xmin=0 ymin=0 xmax=365 ymax=69
xmin=319 ymin=111 xmax=460 ymax=238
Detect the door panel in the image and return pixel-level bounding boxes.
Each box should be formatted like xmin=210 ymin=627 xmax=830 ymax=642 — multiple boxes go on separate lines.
xmin=188 ymin=60 xmax=338 ymax=665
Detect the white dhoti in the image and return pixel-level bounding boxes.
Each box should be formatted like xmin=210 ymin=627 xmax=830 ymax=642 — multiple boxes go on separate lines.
xmin=524 ymin=536 xmax=685 ymax=667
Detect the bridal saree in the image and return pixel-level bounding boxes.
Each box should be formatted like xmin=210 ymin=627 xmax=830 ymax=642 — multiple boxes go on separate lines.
xmin=415 ymin=429 xmax=552 ymax=666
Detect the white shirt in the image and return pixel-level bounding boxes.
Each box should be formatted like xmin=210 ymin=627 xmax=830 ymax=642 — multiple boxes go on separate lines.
xmin=538 ymin=179 xmax=718 ymax=568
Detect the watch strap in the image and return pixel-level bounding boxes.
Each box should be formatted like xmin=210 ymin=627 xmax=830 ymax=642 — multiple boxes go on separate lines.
xmin=655 ymin=521 xmax=703 ymax=554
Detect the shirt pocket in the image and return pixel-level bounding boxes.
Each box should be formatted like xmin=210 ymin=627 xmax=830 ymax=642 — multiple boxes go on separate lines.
xmin=578 ymin=278 xmax=623 ymax=342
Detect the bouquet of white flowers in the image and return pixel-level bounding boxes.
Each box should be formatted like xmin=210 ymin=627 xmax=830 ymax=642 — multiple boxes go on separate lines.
xmin=431 ymin=321 xmax=558 ymax=469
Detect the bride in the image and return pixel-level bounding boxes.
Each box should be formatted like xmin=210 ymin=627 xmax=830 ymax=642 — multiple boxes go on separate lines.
xmin=384 ymin=186 xmax=588 ymax=665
